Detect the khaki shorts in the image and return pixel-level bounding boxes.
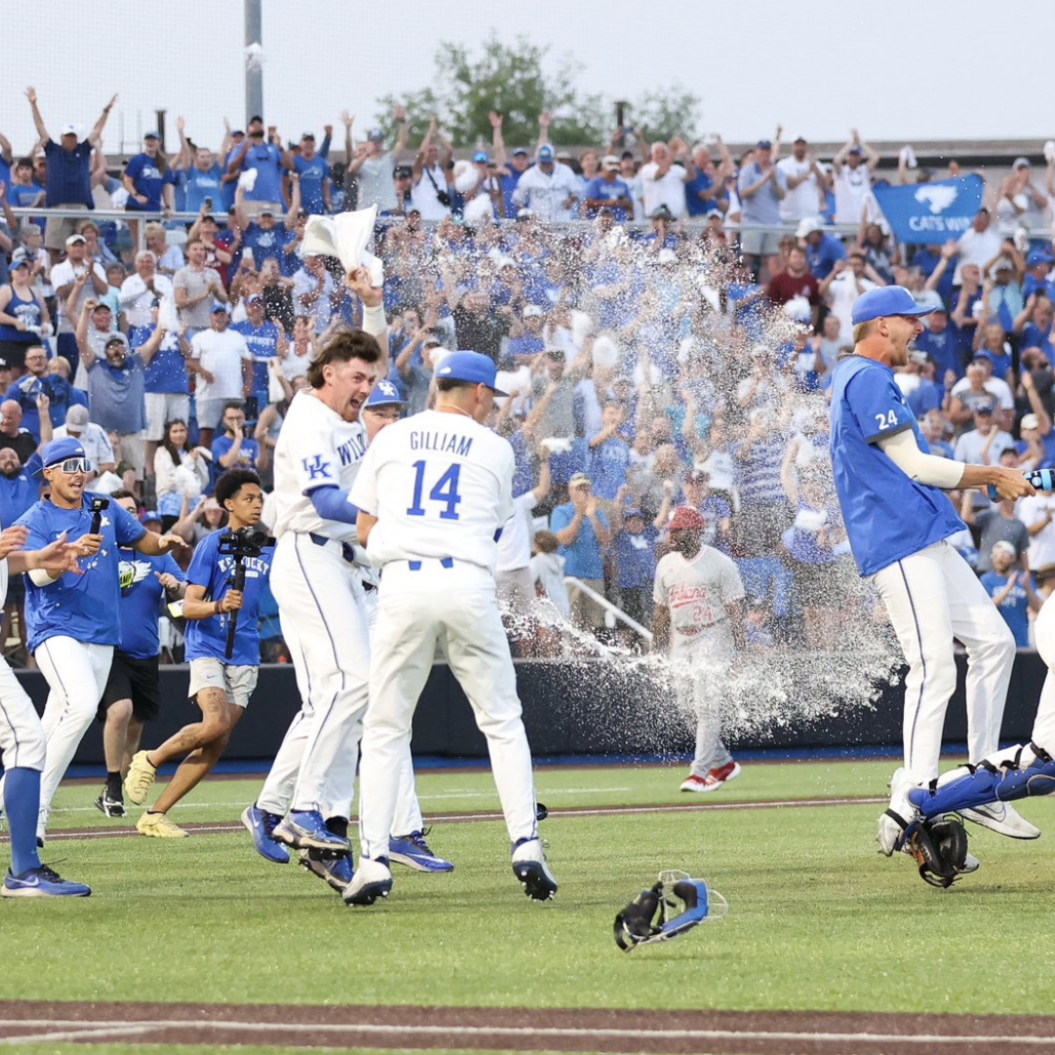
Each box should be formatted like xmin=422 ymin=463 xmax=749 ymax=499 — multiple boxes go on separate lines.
xmin=568 ymin=577 xmax=607 ymax=629
xmin=144 ymin=393 xmax=191 ymax=442
xmin=188 ymin=657 xmax=259 ymax=709
xmin=740 ymin=227 xmax=783 ymax=257
xmin=44 ymin=206 xmax=87 ymax=252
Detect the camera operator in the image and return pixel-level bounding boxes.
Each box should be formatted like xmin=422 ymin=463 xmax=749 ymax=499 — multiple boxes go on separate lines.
xmin=93 ymin=491 xmax=187 ymax=820
xmin=0 ymin=437 xmax=187 ymax=846
xmin=124 ymin=469 xmax=273 ymax=838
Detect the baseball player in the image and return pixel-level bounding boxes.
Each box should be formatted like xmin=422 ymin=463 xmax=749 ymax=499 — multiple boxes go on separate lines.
xmin=828 ymin=285 xmax=1038 ymax=857
xmin=94 ymin=490 xmax=186 ymax=818
xmin=347 ymin=351 xmax=556 ymax=906
xmin=1 ymin=437 xmax=186 ymax=844
xmin=124 ymin=469 xmax=272 ymax=837
xmin=652 ymin=506 xmax=747 ymax=793
xmin=244 ymin=325 xmax=449 ymax=894
xmin=0 ymin=521 xmax=91 ymax=896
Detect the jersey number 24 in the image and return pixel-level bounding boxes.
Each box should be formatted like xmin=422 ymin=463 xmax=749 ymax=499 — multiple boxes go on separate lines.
xmin=407 ymin=460 xmax=462 ymax=520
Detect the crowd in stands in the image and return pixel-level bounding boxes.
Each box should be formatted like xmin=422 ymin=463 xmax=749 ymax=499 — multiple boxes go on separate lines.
xmin=4 ymin=89 xmax=1055 ymax=665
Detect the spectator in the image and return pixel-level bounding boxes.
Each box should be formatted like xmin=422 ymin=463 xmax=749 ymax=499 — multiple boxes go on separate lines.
xmin=0 ymin=399 xmax=39 ymax=462
xmin=684 ymin=139 xmax=732 ymax=218
xmin=1022 ymin=249 xmax=1055 ymax=300
xmin=119 ymin=252 xmax=174 ymax=340
xmin=64 ymin=275 xmax=127 ymax=387
xmin=777 ymin=137 xmax=829 ymax=224
xmin=733 ymin=409 xmax=789 ymax=556
xmin=52 ymin=404 xmax=115 ymax=476
xmin=24 ymin=86 xmax=115 ymax=257
xmin=612 ymin=506 xmax=664 ymax=637
xmin=587 ymin=402 xmax=631 ymax=507
xmin=144 ymin=222 xmax=185 ymax=277
xmin=225 ymin=115 xmax=292 ymax=217
xmin=184 ymin=304 xmax=252 ymax=447
xmin=582 ymin=155 xmax=634 ymax=221
xmin=122 ymin=131 xmax=173 ymax=218
xmin=293 ymin=132 xmax=331 ymax=214
xmin=234 ymin=187 xmax=295 ymax=277
xmin=1014 ymin=292 xmax=1055 ymax=357
xmin=173 ymin=238 xmax=227 ymax=335
xmin=411 ymin=117 xmax=453 ymax=221
xmin=291 ymin=255 xmax=336 ymax=334
xmin=3 ymin=345 xmax=84 ymax=443
xmin=0 ymin=251 xmax=51 ymax=374
xmin=767 ymin=245 xmax=821 ymax=323
xmin=346 ymin=107 xmax=408 ymax=213
xmin=996 ymin=158 xmax=1049 ymax=236
xmin=979 ymin=541 xmax=1040 ymax=649
xmin=913 ymin=289 xmax=962 ymax=381
xmin=211 ymin=401 xmax=260 ymax=487
xmin=511 ymin=145 xmax=580 ymax=222
xmin=550 ymin=473 xmax=611 ymax=631
xmin=231 ymin=293 xmax=283 ymax=414
xmin=173 ymin=121 xmax=225 ymax=215
xmin=638 ymin=139 xmax=694 ymax=220
xmin=952 ymin=402 xmax=1013 ymax=463
xmin=821 ymin=252 xmax=881 ymax=342
xmin=831 ymin=131 xmax=879 ymax=225
xmin=154 ymin=418 xmax=208 ymax=531
xmin=6 ymin=156 xmax=44 ymax=208
xmin=737 ymin=138 xmax=787 ymax=278
xmin=956 ymin=208 xmax=1002 ymax=276
xmin=797 ymin=217 xmax=846 ymax=280
xmin=49 ymin=232 xmax=108 ymax=371
xmin=960 ymin=488 xmax=1030 ymax=575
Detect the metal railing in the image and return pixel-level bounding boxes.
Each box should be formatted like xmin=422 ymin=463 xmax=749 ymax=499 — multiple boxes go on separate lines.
xmin=564 ymin=576 xmax=653 ymax=643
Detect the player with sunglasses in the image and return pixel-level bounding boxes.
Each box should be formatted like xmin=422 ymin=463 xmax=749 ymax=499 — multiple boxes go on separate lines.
xmin=0 ymin=437 xmax=186 ymax=846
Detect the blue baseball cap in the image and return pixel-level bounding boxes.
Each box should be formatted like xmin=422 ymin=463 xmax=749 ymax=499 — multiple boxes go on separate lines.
xmin=538 ymin=145 xmax=554 ymax=162
xmin=144 ymin=131 xmax=160 ymax=140
xmin=211 ymin=302 xmax=229 ymax=314
xmin=435 ymin=351 xmax=507 ymax=396
xmin=756 ymin=139 xmax=772 ymax=150
xmin=472 ymin=151 xmax=488 ymax=163
xmin=1027 ymin=250 xmax=1054 ymax=267
xmin=39 ymin=437 xmax=87 ymax=471
xmin=851 ymin=285 xmax=936 ymax=326
xmin=365 ymin=380 xmax=406 ymax=408
xmin=139 ymin=509 xmax=161 ymax=524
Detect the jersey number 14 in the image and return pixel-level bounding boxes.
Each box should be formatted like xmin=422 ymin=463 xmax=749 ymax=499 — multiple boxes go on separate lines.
xmin=407 ymin=461 xmax=462 ymax=520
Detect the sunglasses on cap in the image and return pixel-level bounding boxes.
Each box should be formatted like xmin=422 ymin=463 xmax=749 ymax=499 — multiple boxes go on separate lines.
xmin=50 ymin=457 xmax=93 ymax=474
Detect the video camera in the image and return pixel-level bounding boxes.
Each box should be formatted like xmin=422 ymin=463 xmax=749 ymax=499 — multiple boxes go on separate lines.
xmin=218 ymin=525 xmax=274 ymax=559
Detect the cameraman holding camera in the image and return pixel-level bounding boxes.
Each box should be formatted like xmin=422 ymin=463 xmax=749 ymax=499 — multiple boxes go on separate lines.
xmin=0 ymin=437 xmax=186 ymax=846
xmin=124 ymin=468 xmax=273 ymax=838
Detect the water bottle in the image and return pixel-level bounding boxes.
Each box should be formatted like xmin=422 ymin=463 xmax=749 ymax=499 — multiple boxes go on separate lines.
xmin=988 ymin=468 xmax=1055 ymax=500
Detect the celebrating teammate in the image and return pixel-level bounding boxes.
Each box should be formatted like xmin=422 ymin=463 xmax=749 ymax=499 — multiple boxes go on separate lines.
xmin=1 ymin=437 xmax=185 ymax=844
xmin=94 ymin=490 xmax=186 ymax=818
xmin=0 ymin=521 xmax=91 ymax=897
xmin=125 ymin=469 xmax=272 ymax=837
xmin=827 ymin=286 xmax=1038 ymax=857
xmin=347 ymin=351 xmax=556 ymax=906
xmin=652 ymin=506 xmax=747 ymax=793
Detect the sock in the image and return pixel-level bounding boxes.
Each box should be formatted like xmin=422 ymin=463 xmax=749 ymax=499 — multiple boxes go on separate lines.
xmin=106 ymin=771 xmax=122 ymax=798
xmin=325 ymin=816 xmax=349 ymax=839
xmin=4 ymin=768 xmax=43 ymax=875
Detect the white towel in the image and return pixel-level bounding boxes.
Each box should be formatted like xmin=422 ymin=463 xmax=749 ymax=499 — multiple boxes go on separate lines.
xmin=302 ymin=207 xmax=384 ymax=286
xmin=238 ymin=168 xmax=258 ymax=192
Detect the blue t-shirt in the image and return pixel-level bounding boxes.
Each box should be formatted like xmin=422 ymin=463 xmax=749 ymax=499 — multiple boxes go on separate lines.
xmin=117 ymin=549 xmax=185 ymax=659
xmin=242 ymin=222 xmax=291 ymax=272
xmin=980 ymin=571 xmax=1030 ymax=648
xmin=914 ymin=326 xmax=963 ymax=382
xmin=805 ymin=234 xmax=847 ymax=280
xmin=124 ymin=153 xmax=172 ymax=211
xmin=184 ymin=528 xmax=273 ymax=666
xmin=232 ymin=319 xmax=280 ymax=391
xmin=582 ymin=176 xmax=632 ymax=221
xmin=132 ymin=325 xmax=189 ymax=395
xmin=613 ymin=526 xmax=657 ymax=589
xmin=3 ymin=375 xmax=88 ymax=442
xmin=294 ymin=155 xmax=331 ymax=213
xmin=0 ymin=470 xmax=38 ymax=523
xmin=209 ymin=435 xmax=260 ymax=492
xmin=588 ymin=437 xmax=631 ymax=500
xmin=184 ymin=164 xmax=225 ymax=214
xmin=239 ymin=144 xmax=285 ymax=204
xmin=43 ymin=138 xmax=93 ymax=208
xmin=550 ymin=502 xmax=609 ymax=580
xmin=87 ymin=354 xmax=146 ymax=433
xmin=17 ymin=494 xmax=146 ymax=651
xmin=684 ymin=170 xmax=717 ymax=217
xmin=829 ymin=355 xmax=964 ymax=577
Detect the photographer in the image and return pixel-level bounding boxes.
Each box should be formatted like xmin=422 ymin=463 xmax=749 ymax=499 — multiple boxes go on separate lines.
xmin=124 ymin=469 xmax=273 ymax=838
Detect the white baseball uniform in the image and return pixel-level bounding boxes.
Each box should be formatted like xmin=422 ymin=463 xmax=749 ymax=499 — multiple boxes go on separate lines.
xmin=351 ymin=408 xmax=541 ymax=861
xmin=256 ymin=391 xmax=421 ymax=831
xmin=653 ymin=546 xmax=745 ymax=778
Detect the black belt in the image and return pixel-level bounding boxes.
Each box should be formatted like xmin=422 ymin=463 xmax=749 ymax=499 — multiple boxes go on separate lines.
xmin=309 ymin=532 xmax=357 ymax=564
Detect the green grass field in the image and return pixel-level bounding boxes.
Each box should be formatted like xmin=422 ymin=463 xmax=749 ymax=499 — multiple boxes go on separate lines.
xmin=1 ymin=757 xmax=1053 ymax=1049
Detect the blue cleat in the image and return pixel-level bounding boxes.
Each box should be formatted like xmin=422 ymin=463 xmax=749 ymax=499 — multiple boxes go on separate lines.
xmin=299 ymin=848 xmax=354 ymax=892
xmin=2 ymin=865 xmax=91 ymax=898
xmin=389 ymin=829 xmax=454 ymax=873
xmin=273 ymin=809 xmax=351 ymax=853
xmin=242 ymin=804 xmax=290 ymax=864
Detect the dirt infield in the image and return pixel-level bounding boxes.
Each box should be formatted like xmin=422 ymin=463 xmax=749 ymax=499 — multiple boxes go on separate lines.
xmin=0 ymin=1001 xmax=1052 ymax=1054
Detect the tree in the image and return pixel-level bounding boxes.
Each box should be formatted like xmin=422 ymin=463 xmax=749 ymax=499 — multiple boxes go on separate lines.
xmin=375 ymin=33 xmax=695 ymax=150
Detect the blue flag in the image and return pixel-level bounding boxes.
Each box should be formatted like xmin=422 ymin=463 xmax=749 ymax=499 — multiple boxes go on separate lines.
xmin=872 ymin=175 xmax=985 ymax=245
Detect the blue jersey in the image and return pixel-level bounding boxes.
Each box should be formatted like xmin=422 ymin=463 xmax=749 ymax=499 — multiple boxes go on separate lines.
xmin=184 ymin=528 xmax=273 ymax=666
xmin=294 ymin=155 xmax=330 ymax=213
xmin=980 ymin=571 xmax=1030 ymax=648
xmin=117 ymin=549 xmax=185 ymax=659
xmin=124 ymin=153 xmax=172 ymax=211
xmin=232 ymin=319 xmax=280 ymax=391
xmin=829 ymin=355 xmax=964 ymax=577
xmin=16 ymin=494 xmax=146 ymax=651
xmin=184 ymin=164 xmax=224 ymax=214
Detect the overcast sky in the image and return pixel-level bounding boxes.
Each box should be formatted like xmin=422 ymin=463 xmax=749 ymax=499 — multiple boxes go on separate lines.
xmin=5 ymin=0 xmax=1054 ymax=157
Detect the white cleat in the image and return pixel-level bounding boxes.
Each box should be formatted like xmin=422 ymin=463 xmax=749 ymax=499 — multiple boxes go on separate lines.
xmin=960 ymin=801 xmax=1041 ymax=840
xmin=876 ymin=767 xmax=921 ymax=857
xmin=342 ymin=857 xmax=393 ymax=907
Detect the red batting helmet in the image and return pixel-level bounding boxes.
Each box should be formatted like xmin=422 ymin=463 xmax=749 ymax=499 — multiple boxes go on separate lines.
xmin=667 ymin=506 xmax=705 ymax=532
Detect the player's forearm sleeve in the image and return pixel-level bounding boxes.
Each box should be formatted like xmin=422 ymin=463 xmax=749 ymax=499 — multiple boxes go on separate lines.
xmin=876 ymin=429 xmax=967 ymax=488
xmin=27 ymin=568 xmax=60 ymax=586
xmin=308 ymin=485 xmax=360 ymax=524
xmin=361 ymin=303 xmax=387 ymax=338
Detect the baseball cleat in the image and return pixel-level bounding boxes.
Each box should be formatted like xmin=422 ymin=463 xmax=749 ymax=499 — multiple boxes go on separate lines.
xmin=388 ymin=829 xmax=454 ymax=873
xmin=877 ymin=767 xmax=921 ymax=856
xmin=136 ymin=811 xmax=188 ymax=838
xmin=124 ymin=751 xmax=157 ymax=805
xmin=680 ymin=761 xmax=741 ymax=793
xmin=960 ymin=801 xmax=1041 ymax=840
xmin=273 ymin=810 xmax=351 ymax=853
xmin=241 ymin=805 xmax=290 ymax=864
xmin=299 ymin=848 xmax=354 ymax=892
xmin=342 ymin=856 xmax=393 ymax=906
xmin=95 ymin=791 xmax=126 ymax=818
xmin=511 ymin=837 xmax=558 ymax=901
xmin=680 ymin=775 xmax=709 ymax=793
xmin=2 ymin=865 xmax=91 ymax=898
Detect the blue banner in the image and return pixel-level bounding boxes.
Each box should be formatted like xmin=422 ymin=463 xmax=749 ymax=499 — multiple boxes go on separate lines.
xmin=872 ymin=174 xmax=985 ymax=244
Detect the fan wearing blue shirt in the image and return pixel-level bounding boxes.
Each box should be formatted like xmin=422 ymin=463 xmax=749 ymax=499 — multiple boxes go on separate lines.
xmin=122 ymin=133 xmax=174 ymax=214
xmin=93 ymin=493 xmax=187 ymax=820
xmin=124 ymin=469 xmax=272 ymax=838
xmin=225 ymin=118 xmax=292 ymax=212
xmin=210 ymin=402 xmax=260 ymax=494
xmin=582 ymin=157 xmax=633 ymax=221
xmin=979 ymin=541 xmax=1036 ymax=649
xmin=293 ymin=133 xmax=331 ymax=214
xmin=8 ymin=437 xmax=186 ymax=844
xmin=232 ymin=294 xmax=282 ymax=413
xmin=829 ymin=286 xmax=1039 ymax=865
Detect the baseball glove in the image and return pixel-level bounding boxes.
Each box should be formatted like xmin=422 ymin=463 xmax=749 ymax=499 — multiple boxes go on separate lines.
xmin=614 ymin=871 xmax=727 ymax=951
xmin=907 ymin=818 xmax=969 ymax=888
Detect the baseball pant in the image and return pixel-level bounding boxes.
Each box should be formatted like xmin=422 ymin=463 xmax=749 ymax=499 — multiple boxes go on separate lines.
xmin=1029 ymin=594 xmax=1055 ymax=754
xmin=358 ymin=561 xmax=539 ymax=862
xmin=674 ymin=633 xmax=736 ymax=778
xmin=0 ymin=654 xmax=46 ymax=773
xmin=872 ymin=539 xmax=1015 ymax=784
xmin=33 ymin=637 xmax=113 ymax=835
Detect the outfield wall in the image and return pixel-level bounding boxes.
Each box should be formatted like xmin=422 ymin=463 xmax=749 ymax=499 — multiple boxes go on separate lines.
xmin=15 ymin=652 xmax=1045 ymax=766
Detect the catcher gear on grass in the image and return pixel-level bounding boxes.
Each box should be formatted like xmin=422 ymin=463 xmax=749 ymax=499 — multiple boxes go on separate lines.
xmin=906 ymin=818 xmax=971 ymax=888
xmin=614 ymin=870 xmax=728 ymax=951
